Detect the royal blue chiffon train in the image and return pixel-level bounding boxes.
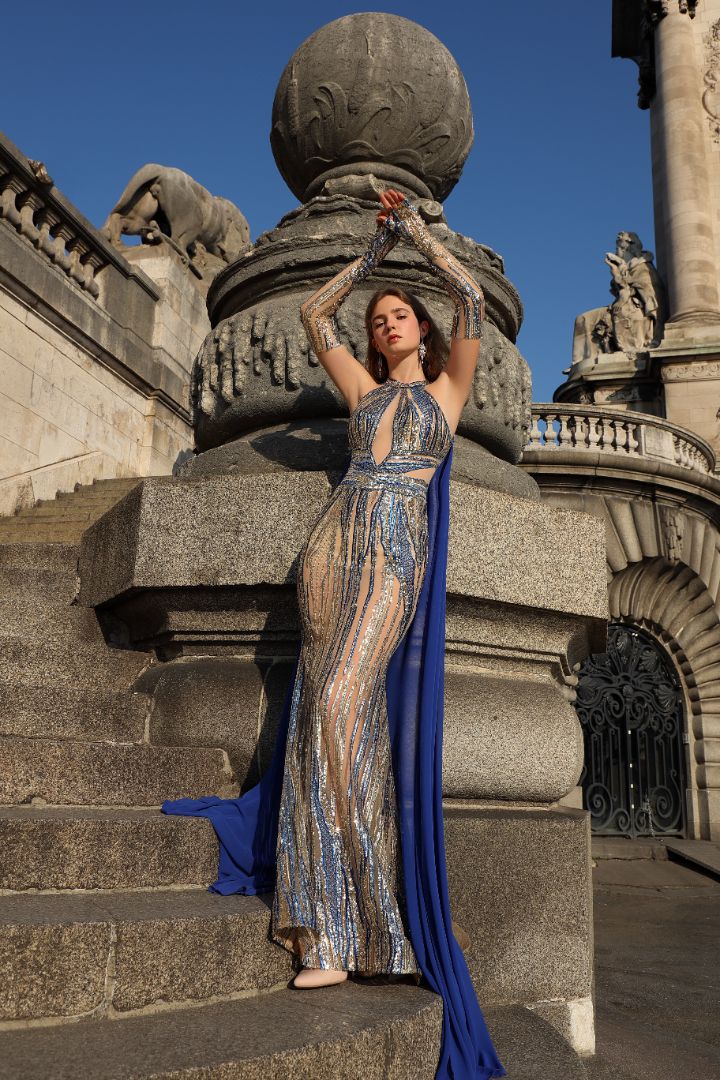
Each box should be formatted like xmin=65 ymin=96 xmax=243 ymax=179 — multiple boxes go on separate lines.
xmin=162 ymin=445 xmax=506 ymax=1079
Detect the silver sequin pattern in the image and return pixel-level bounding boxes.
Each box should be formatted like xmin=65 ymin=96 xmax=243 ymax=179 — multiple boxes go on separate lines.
xmin=271 ymin=380 xmax=453 ymax=973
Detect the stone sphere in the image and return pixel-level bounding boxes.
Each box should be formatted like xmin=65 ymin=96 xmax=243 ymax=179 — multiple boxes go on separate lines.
xmin=271 ymin=13 xmax=474 ymax=203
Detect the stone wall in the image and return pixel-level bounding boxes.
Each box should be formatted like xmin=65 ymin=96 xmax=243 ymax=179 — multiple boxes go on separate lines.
xmin=0 ymin=132 xmax=209 ymax=516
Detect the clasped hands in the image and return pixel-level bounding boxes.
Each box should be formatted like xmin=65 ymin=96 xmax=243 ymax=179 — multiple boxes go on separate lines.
xmin=375 ymin=188 xmax=419 ymax=240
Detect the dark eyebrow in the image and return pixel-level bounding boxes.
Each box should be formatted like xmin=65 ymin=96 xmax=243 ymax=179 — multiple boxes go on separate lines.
xmin=371 ymin=307 xmax=409 ymax=324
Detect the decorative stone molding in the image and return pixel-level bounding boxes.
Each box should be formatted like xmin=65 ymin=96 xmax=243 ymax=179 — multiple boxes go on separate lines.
xmin=661 ymin=358 xmax=720 ymax=381
xmin=527 ymin=405 xmax=716 ymax=474
xmin=646 ymin=0 xmax=699 ymax=19
xmin=0 ymin=132 xmax=130 ymax=301
xmin=612 ymin=0 xmax=699 ymax=109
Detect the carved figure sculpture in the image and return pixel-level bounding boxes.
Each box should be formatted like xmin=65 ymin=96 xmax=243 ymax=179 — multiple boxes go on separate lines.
xmin=571 ymin=231 xmax=667 ymax=366
xmin=101 ymin=164 xmax=250 ymax=273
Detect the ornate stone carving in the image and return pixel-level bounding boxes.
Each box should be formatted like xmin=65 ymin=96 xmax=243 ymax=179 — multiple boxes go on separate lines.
xmin=571 ymin=232 xmax=667 ymax=367
xmin=612 ymin=0 xmax=698 ymax=109
xmin=658 ymin=505 xmax=684 ymax=560
xmin=26 ymin=159 xmax=53 ymax=185
xmin=192 ymin=193 xmax=529 ymax=462
xmin=270 ymin=14 xmax=473 ymax=203
xmin=101 ymin=164 xmax=251 ymax=280
xmin=661 ymin=359 xmax=720 ymax=380
xmin=0 ymin=132 xmax=111 ymax=300
xmin=702 ymin=18 xmax=720 ymax=142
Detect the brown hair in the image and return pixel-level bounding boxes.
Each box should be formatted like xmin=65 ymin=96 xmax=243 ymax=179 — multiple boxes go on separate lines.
xmin=364 ymin=287 xmax=447 ymax=383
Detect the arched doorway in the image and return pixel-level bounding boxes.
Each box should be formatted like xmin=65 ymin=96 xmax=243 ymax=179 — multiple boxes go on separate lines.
xmin=575 ymin=623 xmax=687 ymax=838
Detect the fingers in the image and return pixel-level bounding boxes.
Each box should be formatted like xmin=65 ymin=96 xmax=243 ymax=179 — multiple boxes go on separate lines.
xmin=379 ymin=188 xmax=407 ymax=207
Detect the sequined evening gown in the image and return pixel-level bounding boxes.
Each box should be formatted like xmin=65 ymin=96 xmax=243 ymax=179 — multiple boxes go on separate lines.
xmin=162 ymin=198 xmax=508 ymax=1077
xmin=270 ymin=376 xmax=453 ymax=974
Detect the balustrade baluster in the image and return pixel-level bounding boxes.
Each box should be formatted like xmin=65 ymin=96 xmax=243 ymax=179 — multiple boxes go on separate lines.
xmin=17 ymin=189 xmax=42 ymax=245
xmin=528 ymin=413 xmax=545 ymax=448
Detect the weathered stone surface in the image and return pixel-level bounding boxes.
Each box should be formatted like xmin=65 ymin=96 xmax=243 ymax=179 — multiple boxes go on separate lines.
xmin=111 ymin=890 xmax=291 ymax=1011
xmin=0 ymin=542 xmax=78 ymax=572
xmin=0 ymin=807 xmax=217 ymax=891
xmin=0 ymin=685 xmax=149 ymax=741
xmin=484 ymin=1005 xmax=588 ymax=1078
xmin=198 ymin=211 xmax=529 ymax=462
xmin=0 ymin=737 xmax=237 ymax=806
xmin=0 ymin=478 xmax=144 ymax=544
xmin=271 ymin=14 xmax=472 ymax=204
xmin=0 ymin=904 xmax=108 ymax=1020
xmin=0 ymin=635 xmax=149 ymax=692
xmin=1 ymin=981 xmax=444 ymax=1080
xmin=78 ymin=474 xmax=608 ymax=624
xmin=444 ymin=806 xmax=592 ymax=1006
xmin=0 ymin=890 xmax=292 ymax=1021
xmin=147 ymin=657 xmax=296 ymax=787
xmin=443 ymin=672 xmax=583 ymax=801
xmin=180 ymin=421 xmax=541 ymax=500
xmin=102 ymin=163 xmax=250 ymax=286
xmin=589 ymin=857 xmax=720 ymax=1080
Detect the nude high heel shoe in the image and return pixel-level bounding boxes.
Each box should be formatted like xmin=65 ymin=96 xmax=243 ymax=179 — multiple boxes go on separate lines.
xmin=292 ymin=967 xmax=349 ymax=989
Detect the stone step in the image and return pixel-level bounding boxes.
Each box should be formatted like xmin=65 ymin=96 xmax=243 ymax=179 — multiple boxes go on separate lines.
xmin=0 ymin=888 xmax=292 ymax=1022
xmin=0 ymin=589 xmax=108 ymax=640
xmin=0 ymin=992 xmax=587 ymax=1080
xmin=0 ymin=565 xmax=77 ymax=597
xmin=0 ymin=543 xmax=78 ymax=572
xmin=665 ymin=837 xmax=720 ymax=880
xmin=6 ymin=480 xmax=141 ymax=518
xmin=0 ymin=736 xmax=237 ymax=807
xmin=0 ymin=524 xmax=96 ymax=543
xmin=0 ymin=636 xmax=150 ymax=691
xmin=0 ymin=807 xmax=218 ymax=891
xmin=6 ymin=511 xmax=104 ymax=525
xmin=0 ymin=684 xmax=149 ymax=741
xmin=2 ymin=982 xmax=443 ymax=1080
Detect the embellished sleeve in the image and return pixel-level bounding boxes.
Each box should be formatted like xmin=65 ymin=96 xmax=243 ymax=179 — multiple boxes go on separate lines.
xmin=300 ymin=223 xmax=398 ymax=356
xmin=387 ymin=200 xmax=485 ymax=339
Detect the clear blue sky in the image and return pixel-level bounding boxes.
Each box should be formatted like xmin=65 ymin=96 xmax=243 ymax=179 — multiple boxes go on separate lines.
xmin=4 ymin=2 xmax=652 ymax=402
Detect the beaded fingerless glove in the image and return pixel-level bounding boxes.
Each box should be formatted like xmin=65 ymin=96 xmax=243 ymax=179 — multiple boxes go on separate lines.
xmin=387 ymin=200 xmax=485 ymax=339
xmin=300 ymin=222 xmax=398 ymax=356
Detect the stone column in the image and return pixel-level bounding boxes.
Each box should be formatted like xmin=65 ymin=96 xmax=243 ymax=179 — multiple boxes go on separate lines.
xmin=651 ymin=7 xmax=720 ymax=324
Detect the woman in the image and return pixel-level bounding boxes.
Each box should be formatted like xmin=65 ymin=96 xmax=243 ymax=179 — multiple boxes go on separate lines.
xmin=162 ymin=190 xmax=507 ymax=1079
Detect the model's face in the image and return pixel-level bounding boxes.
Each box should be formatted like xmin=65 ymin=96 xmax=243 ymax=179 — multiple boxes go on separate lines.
xmin=370 ymin=297 xmax=427 ymax=356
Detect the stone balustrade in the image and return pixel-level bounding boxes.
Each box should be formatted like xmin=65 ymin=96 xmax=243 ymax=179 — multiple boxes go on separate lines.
xmin=0 ymin=132 xmax=119 ymax=300
xmin=526 ymin=404 xmax=716 ymax=474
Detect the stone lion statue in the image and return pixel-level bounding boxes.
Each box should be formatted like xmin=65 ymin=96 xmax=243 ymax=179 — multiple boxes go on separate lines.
xmin=101 ymin=164 xmax=251 ymax=275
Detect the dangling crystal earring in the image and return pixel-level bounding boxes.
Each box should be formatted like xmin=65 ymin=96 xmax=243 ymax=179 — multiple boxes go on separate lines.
xmin=418 ymin=336 xmax=427 ymax=362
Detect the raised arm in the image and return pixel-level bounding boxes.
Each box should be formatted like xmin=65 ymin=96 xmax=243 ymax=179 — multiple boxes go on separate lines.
xmin=300 ymin=223 xmax=398 ymax=412
xmin=383 ymin=193 xmax=485 ymax=414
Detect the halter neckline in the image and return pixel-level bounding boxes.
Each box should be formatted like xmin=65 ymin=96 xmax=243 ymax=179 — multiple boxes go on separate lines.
xmin=386 ymin=378 xmax=427 ymax=386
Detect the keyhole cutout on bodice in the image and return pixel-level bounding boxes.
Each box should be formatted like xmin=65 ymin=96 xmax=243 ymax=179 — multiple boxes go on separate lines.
xmin=370 ymin=391 xmax=402 ymax=467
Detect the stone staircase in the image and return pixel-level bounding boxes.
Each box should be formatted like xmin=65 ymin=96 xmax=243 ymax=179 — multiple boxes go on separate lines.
xmin=0 ymin=505 xmax=593 ymax=1077
xmin=0 ymin=477 xmax=144 ymax=545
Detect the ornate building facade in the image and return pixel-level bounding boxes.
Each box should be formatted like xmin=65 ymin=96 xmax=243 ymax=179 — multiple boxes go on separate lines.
xmin=524 ymin=0 xmax=720 ymax=842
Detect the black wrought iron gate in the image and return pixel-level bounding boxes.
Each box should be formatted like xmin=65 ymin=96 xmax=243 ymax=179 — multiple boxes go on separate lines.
xmin=575 ymin=623 xmax=687 ymax=838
